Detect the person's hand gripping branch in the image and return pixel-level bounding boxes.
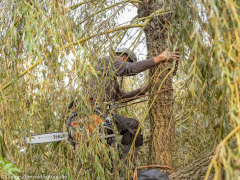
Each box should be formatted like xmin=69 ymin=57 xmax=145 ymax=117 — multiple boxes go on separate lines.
xmin=153 ymin=48 xmax=180 ymax=64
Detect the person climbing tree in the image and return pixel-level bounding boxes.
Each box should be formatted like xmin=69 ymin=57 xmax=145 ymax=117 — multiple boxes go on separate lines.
xmin=90 ymin=47 xmax=180 ymax=165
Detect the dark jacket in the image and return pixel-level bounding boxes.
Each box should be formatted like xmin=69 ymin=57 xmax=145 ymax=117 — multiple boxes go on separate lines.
xmin=90 ymin=55 xmax=155 ymax=101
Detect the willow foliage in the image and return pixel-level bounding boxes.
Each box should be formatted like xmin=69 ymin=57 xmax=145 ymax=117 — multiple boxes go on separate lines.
xmin=168 ymin=0 xmax=240 ymax=179
xmin=0 ymin=0 xmax=239 ymax=179
xmin=0 ymin=0 xmax=146 ymax=179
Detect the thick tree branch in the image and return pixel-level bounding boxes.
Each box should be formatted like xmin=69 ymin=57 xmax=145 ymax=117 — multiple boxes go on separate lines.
xmin=60 ymin=24 xmax=143 ymax=50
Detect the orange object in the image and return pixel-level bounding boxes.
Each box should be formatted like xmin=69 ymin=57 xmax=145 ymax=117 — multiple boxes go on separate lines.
xmin=70 ymin=114 xmax=103 ymax=133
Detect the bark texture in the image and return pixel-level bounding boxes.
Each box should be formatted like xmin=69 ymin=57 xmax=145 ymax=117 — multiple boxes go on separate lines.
xmin=169 ymin=153 xmax=215 ymax=180
xmin=138 ymin=0 xmax=174 ymax=174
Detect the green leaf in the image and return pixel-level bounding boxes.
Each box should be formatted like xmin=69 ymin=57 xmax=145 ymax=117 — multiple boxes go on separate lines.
xmin=8 ymin=167 xmax=21 ymax=173
xmin=3 ymin=163 xmax=13 ymax=170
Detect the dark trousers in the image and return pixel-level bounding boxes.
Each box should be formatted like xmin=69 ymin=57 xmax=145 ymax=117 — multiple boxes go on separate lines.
xmin=114 ymin=115 xmax=143 ymax=164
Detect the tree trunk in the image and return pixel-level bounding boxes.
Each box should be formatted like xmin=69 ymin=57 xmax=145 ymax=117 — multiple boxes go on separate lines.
xmin=138 ymin=1 xmax=174 ymax=174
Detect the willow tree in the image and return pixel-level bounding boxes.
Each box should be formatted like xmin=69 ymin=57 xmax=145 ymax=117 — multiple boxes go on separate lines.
xmin=1 ymin=0 xmax=240 ymax=179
